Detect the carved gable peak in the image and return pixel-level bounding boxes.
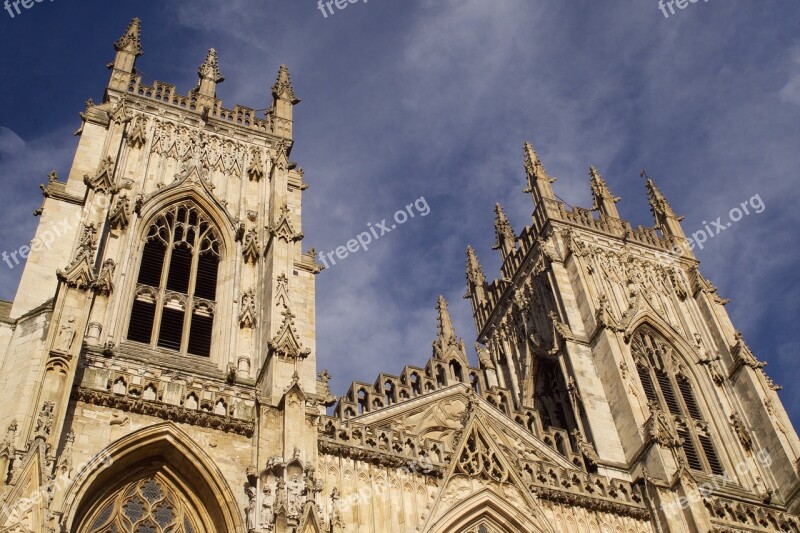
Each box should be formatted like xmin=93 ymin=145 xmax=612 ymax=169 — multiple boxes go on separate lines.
xmin=83 ymin=156 xmax=117 ymax=194
xmin=241 ymin=228 xmax=260 ymax=264
xmin=269 ymin=204 xmax=303 ymax=243
xmin=269 ymin=309 xmax=310 ymax=360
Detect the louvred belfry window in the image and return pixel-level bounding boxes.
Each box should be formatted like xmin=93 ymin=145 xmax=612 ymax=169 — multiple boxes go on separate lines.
xmin=632 ymin=327 xmax=725 ymax=476
xmin=127 ymin=203 xmax=220 ymax=357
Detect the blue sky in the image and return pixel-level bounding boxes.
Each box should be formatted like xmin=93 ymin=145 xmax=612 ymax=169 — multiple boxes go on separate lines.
xmin=0 ymin=1 xmax=798 ymax=427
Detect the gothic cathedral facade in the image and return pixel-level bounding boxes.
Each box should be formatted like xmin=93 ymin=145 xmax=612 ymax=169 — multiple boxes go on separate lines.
xmin=1 ymin=19 xmax=799 ymax=533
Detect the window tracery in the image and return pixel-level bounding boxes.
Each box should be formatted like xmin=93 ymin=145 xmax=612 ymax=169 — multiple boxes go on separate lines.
xmin=632 ymin=327 xmax=724 ymax=475
xmin=127 ymin=203 xmax=220 ymax=357
xmin=79 ymin=474 xmax=203 ymax=533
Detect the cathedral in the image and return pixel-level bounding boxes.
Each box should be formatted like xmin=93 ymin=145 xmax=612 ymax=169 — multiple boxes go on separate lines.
xmin=1 ymin=18 xmax=799 ymax=533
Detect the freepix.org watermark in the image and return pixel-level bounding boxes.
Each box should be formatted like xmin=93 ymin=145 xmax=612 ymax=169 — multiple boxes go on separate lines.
xmin=317 ymin=0 xmax=369 ymax=19
xmin=655 ymin=193 xmax=765 ymax=268
xmin=3 ymin=0 xmax=54 ymax=19
xmin=318 ymin=196 xmax=430 ymax=270
xmin=685 ymin=193 xmax=765 ymax=251
xmin=657 ymin=0 xmax=710 ymax=19
xmin=0 ymin=448 xmax=113 ymax=527
xmin=2 ymin=174 xmax=113 ymax=270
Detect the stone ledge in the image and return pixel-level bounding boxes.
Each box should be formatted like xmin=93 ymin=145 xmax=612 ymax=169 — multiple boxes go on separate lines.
xmin=74 ymin=387 xmax=255 ymax=437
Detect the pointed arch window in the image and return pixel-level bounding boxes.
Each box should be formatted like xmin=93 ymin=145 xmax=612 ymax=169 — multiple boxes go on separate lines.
xmin=127 ymin=203 xmax=220 ymax=357
xmin=632 ymin=327 xmax=724 ymax=475
xmin=78 ymin=474 xmax=204 ymax=533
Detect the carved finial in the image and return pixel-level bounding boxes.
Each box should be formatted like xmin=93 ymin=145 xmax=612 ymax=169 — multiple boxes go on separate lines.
xmin=465 ymin=245 xmax=486 ymax=286
xmin=523 ymin=141 xmax=544 ymax=181
xmin=642 ymin=171 xmax=686 ymax=238
xmin=589 ymin=166 xmax=620 ymax=217
xmin=492 ymin=203 xmax=516 ymax=257
xmin=433 ymin=296 xmax=467 ymax=362
xmin=523 ymin=141 xmax=556 ymax=200
xmin=643 ymin=172 xmax=679 ymax=218
xmin=115 ymin=18 xmax=142 ymax=56
xmin=198 ymin=48 xmax=224 ymax=83
xmin=436 ymin=296 xmax=456 ymax=343
xmin=272 ymin=64 xmax=300 ymax=104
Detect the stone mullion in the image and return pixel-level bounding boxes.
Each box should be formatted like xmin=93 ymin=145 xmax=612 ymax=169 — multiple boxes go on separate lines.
xmin=179 ymin=236 xmax=201 ymax=356
xmin=150 ymin=227 xmax=175 ymax=348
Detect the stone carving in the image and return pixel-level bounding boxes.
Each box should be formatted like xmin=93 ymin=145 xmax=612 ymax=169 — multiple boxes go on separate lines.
xmin=91 ymin=259 xmax=116 ymax=296
xmin=57 ymin=224 xmax=98 ymax=290
xmin=571 ymin=429 xmax=600 ymax=467
xmin=694 ymin=333 xmax=724 ymax=386
xmin=730 ymin=414 xmax=753 ymax=453
xmin=126 ymin=114 xmax=148 ymax=149
xmin=83 ymin=156 xmax=117 ymax=194
xmin=476 ymin=343 xmax=495 ymax=370
xmin=274 ymin=477 xmax=287 ymax=516
xmin=245 ymin=484 xmax=257 ymax=532
xmin=548 ymin=310 xmax=574 ymax=345
xmin=261 ymin=484 xmax=274 ymax=531
xmin=34 ymin=401 xmax=55 ymax=439
xmin=55 ymin=316 xmax=76 ymax=352
xmin=594 ymin=293 xmax=619 ymax=331
xmin=248 ymin=149 xmax=265 ymax=182
xmin=731 ymin=331 xmax=766 ymax=370
xmin=329 ymin=488 xmax=343 ymax=529
xmin=239 ymin=289 xmax=257 ymax=329
xmin=241 ymin=228 xmax=260 ymax=264
xmin=274 ymin=273 xmax=290 ymax=308
xmin=268 ymin=205 xmax=303 ymax=243
xmin=74 ymin=388 xmax=255 ymax=436
xmin=644 ymin=402 xmax=681 ymax=448
xmin=108 ymin=194 xmax=131 ymax=231
xmin=268 ymin=309 xmax=310 ymax=360
xmin=454 ymin=424 xmax=507 ymax=483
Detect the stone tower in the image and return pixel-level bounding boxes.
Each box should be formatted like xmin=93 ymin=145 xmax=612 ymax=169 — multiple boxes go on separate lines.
xmin=461 ymin=143 xmax=800 ymax=530
xmin=0 ymin=18 xmax=328 ymax=532
xmin=1 ymin=18 xmax=799 ymax=533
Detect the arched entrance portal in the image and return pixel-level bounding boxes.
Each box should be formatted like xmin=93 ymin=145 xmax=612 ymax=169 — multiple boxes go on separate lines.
xmin=62 ymin=423 xmax=243 ymax=533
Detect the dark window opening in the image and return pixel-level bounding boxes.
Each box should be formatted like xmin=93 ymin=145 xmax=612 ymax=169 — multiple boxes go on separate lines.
xmin=128 ymin=300 xmax=155 ymax=344
xmin=157 ymin=307 xmax=184 ymax=351
xmin=678 ymin=428 xmax=703 ymax=471
xmin=138 ymin=241 xmax=165 ymax=287
xmin=187 ymin=313 xmax=213 ymax=357
xmin=166 ymin=245 xmax=192 ymax=294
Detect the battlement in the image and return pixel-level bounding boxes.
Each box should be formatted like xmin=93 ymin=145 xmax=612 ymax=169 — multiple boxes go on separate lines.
xmin=106 ymin=18 xmax=297 ymax=140
xmin=123 ymin=74 xmax=271 ymax=133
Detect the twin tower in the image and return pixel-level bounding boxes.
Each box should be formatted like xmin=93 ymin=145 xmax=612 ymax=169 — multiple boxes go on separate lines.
xmin=0 ymin=17 xmax=798 ymax=533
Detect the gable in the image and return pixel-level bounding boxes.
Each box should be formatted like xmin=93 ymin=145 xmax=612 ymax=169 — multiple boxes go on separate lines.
xmin=347 ymin=384 xmax=577 ymax=472
xmin=421 ymin=412 xmax=557 ymax=533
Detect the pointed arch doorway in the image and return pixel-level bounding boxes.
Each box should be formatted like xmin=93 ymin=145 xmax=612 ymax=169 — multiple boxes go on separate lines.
xmin=62 ymin=423 xmax=244 ymax=533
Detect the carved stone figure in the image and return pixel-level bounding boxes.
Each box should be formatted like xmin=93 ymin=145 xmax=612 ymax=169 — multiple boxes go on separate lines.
xmin=245 ymin=485 xmax=257 ymax=532
xmin=260 ymin=485 xmax=274 ymax=530
xmin=286 ymin=473 xmax=303 ymax=518
xmin=731 ymin=413 xmax=753 ymax=453
xmin=56 ymin=316 xmax=76 ymax=352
